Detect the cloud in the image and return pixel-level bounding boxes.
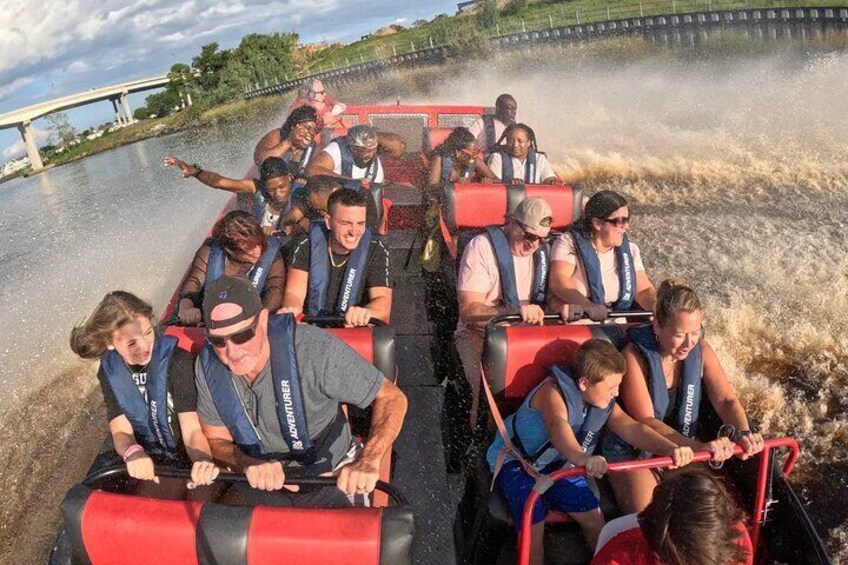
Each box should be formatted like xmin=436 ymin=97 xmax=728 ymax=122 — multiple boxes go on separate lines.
xmin=2 ymin=125 xmax=51 ymax=159
xmin=0 ymin=77 xmax=34 ymax=99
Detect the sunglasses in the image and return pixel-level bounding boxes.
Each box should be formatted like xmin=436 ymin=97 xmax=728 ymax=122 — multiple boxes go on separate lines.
xmin=602 ymin=216 xmax=631 ymax=227
xmin=520 ymin=226 xmax=550 ymax=245
xmin=207 ymin=316 xmax=260 ymax=348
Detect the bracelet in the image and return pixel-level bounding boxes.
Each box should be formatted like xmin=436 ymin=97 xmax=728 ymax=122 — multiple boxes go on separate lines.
xmin=191 ymin=164 xmax=202 ymax=177
xmin=122 ymin=444 xmax=145 ymax=462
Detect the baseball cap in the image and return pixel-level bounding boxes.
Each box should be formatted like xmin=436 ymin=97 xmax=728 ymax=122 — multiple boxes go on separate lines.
xmin=507 ymin=197 xmax=553 ymax=238
xmin=203 ymin=275 xmax=262 ymax=330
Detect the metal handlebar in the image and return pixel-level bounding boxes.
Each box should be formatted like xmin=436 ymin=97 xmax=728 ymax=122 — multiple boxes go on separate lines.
xmin=301 ymin=315 xmax=389 ymax=328
xmin=517 ymin=437 xmax=800 ymax=565
xmin=82 ymin=464 xmax=408 ymax=506
xmin=485 ymin=310 xmax=653 ymax=330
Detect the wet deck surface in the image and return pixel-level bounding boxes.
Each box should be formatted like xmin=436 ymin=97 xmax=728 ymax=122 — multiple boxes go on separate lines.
xmin=384 ymin=210 xmax=462 ymax=564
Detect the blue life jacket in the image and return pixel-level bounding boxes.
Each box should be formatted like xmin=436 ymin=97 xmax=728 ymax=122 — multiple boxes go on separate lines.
xmin=337 ymin=138 xmax=380 ymax=181
xmin=628 ymin=324 xmax=703 ymax=438
xmin=206 ymin=236 xmax=281 ymax=290
xmin=496 ymin=147 xmax=538 ymax=184
xmin=199 ymin=314 xmax=319 ymax=464
xmin=286 ymin=141 xmax=316 ymax=179
xmin=511 ymin=366 xmax=613 ymax=470
xmin=307 ymin=221 xmax=372 ymax=316
xmin=569 ymin=228 xmax=635 ymax=310
xmin=250 ymin=181 xmax=287 ymax=231
xmin=484 ymin=226 xmax=548 ymax=307
xmin=482 ymin=114 xmax=497 ymax=152
xmin=440 ymin=154 xmax=473 ymax=185
xmin=101 ymin=335 xmax=179 ymax=457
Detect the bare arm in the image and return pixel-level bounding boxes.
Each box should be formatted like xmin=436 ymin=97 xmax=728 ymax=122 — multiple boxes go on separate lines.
xmin=305 ymin=151 xmax=338 ymax=179
xmin=365 ymin=286 xmax=392 ymax=323
xmin=426 ymin=154 xmax=443 ymax=188
xmin=474 ymin=158 xmax=500 ymax=184
xmin=254 ymin=129 xmax=293 ymax=167
xmin=549 ymin=260 xmax=596 ymax=308
xmin=701 ymin=339 xmax=750 ymax=431
xmin=458 ymin=289 xmax=514 ymax=330
xmin=377 ymin=132 xmax=406 ymax=158
xmin=165 ymin=156 xmax=255 ymax=193
xmin=259 ymin=256 xmax=286 ymax=312
xmin=176 ymin=411 xmax=214 ymax=462
xmin=607 ymin=404 xmax=693 ymax=465
xmin=108 ymin=415 xmax=139 ymax=457
xmin=534 ymin=381 xmax=596 ymax=465
xmin=634 ymin=270 xmax=657 ymax=311
xmin=337 ymin=379 xmax=407 ymax=494
xmin=200 ymin=421 xmax=264 ymax=472
xmin=280 ymin=267 xmax=308 ymax=314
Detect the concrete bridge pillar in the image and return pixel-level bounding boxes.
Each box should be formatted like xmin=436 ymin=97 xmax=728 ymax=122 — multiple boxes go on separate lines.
xmin=17 ymin=120 xmax=44 ymax=171
xmin=120 ymin=93 xmax=133 ymax=125
xmin=111 ymin=98 xmax=125 ymax=126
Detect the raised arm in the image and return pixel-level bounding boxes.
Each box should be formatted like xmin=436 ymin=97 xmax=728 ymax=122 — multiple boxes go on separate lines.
xmin=165 ymin=156 xmax=255 ymax=194
xmin=305 ymin=150 xmax=338 ymax=179
xmin=376 ymin=132 xmax=406 ymax=158
xmin=253 ymin=129 xmax=293 ymax=167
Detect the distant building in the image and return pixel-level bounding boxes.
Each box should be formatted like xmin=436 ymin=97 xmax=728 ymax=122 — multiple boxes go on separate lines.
xmin=1 ymin=156 xmax=31 ymax=178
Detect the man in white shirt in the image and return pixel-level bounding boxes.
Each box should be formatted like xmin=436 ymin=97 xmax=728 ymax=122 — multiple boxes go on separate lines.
xmin=467 ymin=94 xmax=517 ymax=154
xmin=306 ymin=125 xmax=405 ymax=187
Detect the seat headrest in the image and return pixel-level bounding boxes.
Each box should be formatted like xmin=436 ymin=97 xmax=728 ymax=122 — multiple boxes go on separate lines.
xmin=483 ymin=324 xmax=626 ymax=413
xmin=327 ymin=326 xmax=396 ymax=381
xmin=422 ymin=127 xmax=455 ymax=156
xmin=442 ymin=183 xmax=582 ymax=232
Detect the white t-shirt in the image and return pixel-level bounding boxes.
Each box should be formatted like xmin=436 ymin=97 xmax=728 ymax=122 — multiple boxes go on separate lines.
xmin=457 ymin=230 xmax=536 ymax=309
xmin=551 ymin=232 xmax=646 ymax=305
xmin=323 ymin=141 xmax=385 ymax=183
xmin=487 ymin=151 xmax=556 ymax=184
xmin=595 ymin=514 xmax=640 ymax=555
xmin=468 ymin=116 xmax=506 ymax=149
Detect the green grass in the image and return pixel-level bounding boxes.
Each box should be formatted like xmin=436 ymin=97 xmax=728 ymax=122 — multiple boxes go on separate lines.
xmin=305 ymin=0 xmax=848 ymax=73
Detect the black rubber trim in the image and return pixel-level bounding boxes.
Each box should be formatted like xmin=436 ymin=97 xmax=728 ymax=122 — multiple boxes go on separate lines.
xmin=379 ymin=507 xmax=415 ymax=565
xmin=570 ymin=183 xmax=584 ymax=222
xmin=372 ymin=325 xmax=397 ymax=382
xmin=60 ymin=484 xmax=93 ymax=565
xmin=482 ymin=325 xmax=509 ymax=397
xmin=589 ymin=324 xmax=627 ymax=349
xmin=506 ymin=184 xmax=527 ymax=215
xmin=441 ymin=182 xmax=457 ymax=232
xmin=197 ymin=503 xmax=252 ymax=565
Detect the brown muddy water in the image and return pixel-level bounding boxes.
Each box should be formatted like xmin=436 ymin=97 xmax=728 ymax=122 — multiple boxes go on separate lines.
xmin=1 ymin=33 xmax=847 ymax=563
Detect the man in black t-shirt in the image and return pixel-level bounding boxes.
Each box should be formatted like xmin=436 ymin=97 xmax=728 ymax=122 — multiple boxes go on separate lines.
xmin=281 ymin=188 xmax=392 ymax=326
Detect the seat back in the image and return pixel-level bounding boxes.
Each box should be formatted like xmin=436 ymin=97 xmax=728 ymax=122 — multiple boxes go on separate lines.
xmin=422 ymin=127 xmax=455 ymax=156
xmin=326 ymin=325 xmax=396 ymax=382
xmin=441 ymin=182 xmax=582 ymax=260
xmin=482 ymin=324 xmax=626 ymax=415
xmin=62 ymin=486 xmax=414 ymax=565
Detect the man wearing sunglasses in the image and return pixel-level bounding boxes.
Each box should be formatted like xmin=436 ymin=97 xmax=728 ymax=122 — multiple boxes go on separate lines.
xmin=281 ymin=188 xmax=392 ymax=327
xmin=455 ymin=197 xmax=582 ymax=433
xmin=195 ymin=275 xmax=407 ymax=503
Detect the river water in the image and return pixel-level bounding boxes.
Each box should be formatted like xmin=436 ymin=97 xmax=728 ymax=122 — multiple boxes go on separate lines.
xmin=2 ymin=32 xmax=847 ymax=562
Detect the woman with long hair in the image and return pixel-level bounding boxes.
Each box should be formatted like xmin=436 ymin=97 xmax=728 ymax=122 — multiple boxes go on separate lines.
xmin=70 ymin=291 xmax=218 ymax=485
xmin=177 ymin=210 xmax=285 ymax=325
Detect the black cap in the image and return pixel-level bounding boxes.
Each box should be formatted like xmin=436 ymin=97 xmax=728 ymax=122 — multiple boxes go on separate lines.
xmin=203 ymin=275 xmax=262 ymax=330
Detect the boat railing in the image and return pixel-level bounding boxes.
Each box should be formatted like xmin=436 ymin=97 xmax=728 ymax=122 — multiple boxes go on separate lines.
xmin=516 ymin=437 xmax=800 ymax=565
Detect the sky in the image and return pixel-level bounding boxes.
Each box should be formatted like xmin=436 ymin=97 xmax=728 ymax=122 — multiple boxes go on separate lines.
xmin=0 ymin=0 xmax=461 ymax=160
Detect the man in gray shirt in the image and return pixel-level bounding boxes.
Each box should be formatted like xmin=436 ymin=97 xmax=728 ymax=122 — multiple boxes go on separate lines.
xmin=195 ymin=275 xmax=407 ymax=503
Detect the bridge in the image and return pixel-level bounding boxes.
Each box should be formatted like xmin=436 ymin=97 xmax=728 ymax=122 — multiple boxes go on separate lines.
xmin=0 ymin=75 xmax=170 ymax=171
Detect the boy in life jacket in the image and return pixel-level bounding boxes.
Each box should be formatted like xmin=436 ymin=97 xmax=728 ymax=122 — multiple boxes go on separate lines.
xmin=487 ymin=340 xmax=694 ymax=565
xmin=281 ymin=188 xmax=392 ymax=327
xmin=165 ymin=155 xmax=294 ymax=235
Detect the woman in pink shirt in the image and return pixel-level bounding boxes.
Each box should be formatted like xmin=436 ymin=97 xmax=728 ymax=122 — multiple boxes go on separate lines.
xmin=549 ymin=190 xmax=657 ymax=321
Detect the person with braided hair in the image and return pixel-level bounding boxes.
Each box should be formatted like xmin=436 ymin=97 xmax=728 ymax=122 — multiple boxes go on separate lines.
xmin=486 ymin=123 xmax=560 ymax=185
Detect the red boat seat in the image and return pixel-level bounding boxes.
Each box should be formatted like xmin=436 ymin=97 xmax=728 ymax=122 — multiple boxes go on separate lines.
xmin=61 ymin=487 xmax=414 ymax=565
xmin=325 ymin=325 xmax=396 ymax=383
xmin=422 ymin=127 xmax=454 ymax=156
xmin=441 ymin=182 xmax=583 ymax=260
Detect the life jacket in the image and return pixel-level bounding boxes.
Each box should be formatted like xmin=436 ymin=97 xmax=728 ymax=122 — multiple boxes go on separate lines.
xmin=337 ymin=137 xmax=380 ymax=181
xmin=484 ymin=226 xmax=548 ymax=308
xmin=510 ymin=366 xmax=614 ymax=470
xmin=206 ymin=236 xmax=281 ymax=290
xmin=496 ymin=147 xmax=539 ymax=184
xmin=287 ymin=141 xmax=317 ymax=179
xmin=440 ymin=154 xmax=474 ymax=185
xmin=307 ymin=221 xmax=372 ymax=316
xmin=101 ymin=335 xmax=179 ymax=457
xmin=628 ymin=324 xmax=703 ymax=438
xmin=250 ymin=182 xmax=289 ymax=231
xmin=569 ymin=228 xmax=635 ymax=310
xmin=482 ymin=114 xmax=497 ymax=153
xmin=199 ymin=314 xmax=343 ymax=466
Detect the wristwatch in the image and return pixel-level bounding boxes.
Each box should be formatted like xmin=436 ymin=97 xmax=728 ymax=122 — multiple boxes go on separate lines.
xmin=736 ymin=429 xmax=756 ymax=441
